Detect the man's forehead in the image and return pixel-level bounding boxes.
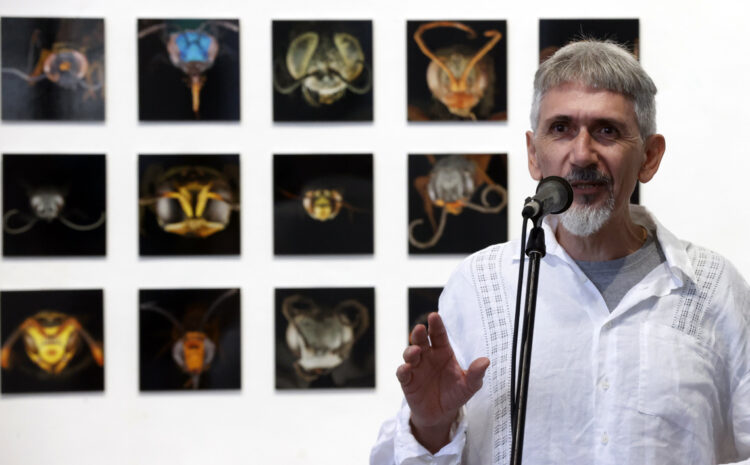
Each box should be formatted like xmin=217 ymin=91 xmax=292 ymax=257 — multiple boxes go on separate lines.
xmin=538 ymin=82 xmax=637 ymax=123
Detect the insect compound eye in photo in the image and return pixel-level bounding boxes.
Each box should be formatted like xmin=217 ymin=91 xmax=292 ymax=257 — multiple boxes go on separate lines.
xmin=138 ymin=154 xmax=240 ymax=256
xmin=272 ymin=20 xmax=373 ymax=122
xmin=273 ymin=154 xmax=373 ymax=255
xmin=1 ymin=17 xmax=105 ymax=121
xmin=407 ymin=287 xmax=443 ymax=345
xmin=539 ymin=18 xmax=641 ymax=205
xmin=1 ymin=289 xmax=104 ymax=394
xmin=2 ymin=154 xmax=106 ymax=257
xmin=408 ymin=154 xmax=508 ymax=254
xmin=275 ymin=288 xmax=375 ymax=389
xmin=138 ymin=18 xmax=240 ymax=121
xmin=407 ymin=20 xmax=507 ymax=122
xmin=139 ymin=288 xmax=241 ymax=391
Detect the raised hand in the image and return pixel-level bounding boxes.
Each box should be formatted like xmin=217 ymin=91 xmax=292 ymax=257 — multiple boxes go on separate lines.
xmin=396 ymin=312 xmax=490 ymax=453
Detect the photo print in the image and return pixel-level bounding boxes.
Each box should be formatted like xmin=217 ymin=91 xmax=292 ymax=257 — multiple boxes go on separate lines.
xmin=539 ymin=18 xmax=640 ymax=204
xmin=139 ymin=288 xmax=241 ymax=391
xmin=138 ymin=18 xmax=240 ymax=121
xmin=408 ymin=287 xmax=442 ymax=344
xmin=1 ymin=17 xmax=105 ymax=121
xmin=3 ymin=154 xmax=106 ymax=257
xmin=1 ymin=289 xmax=104 ymax=394
xmin=273 ymin=20 xmax=373 ymax=122
xmin=407 ymin=20 xmax=507 ymax=122
xmin=274 ymin=154 xmax=373 ymax=255
xmin=139 ymin=154 xmax=240 ymax=256
xmin=408 ymin=154 xmax=507 ymax=254
xmin=275 ymin=287 xmax=375 ymax=389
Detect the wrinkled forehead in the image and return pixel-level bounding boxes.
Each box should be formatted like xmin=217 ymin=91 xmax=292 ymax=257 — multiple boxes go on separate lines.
xmin=537 ymin=82 xmax=637 ymax=124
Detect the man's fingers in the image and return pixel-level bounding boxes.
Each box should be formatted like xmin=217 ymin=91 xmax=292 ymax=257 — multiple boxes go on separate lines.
xmin=427 ymin=312 xmax=451 ymax=349
xmin=396 ymin=363 xmax=413 ymax=385
xmin=402 ymin=345 xmax=422 ymax=367
xmin=410 ymin=323 xmax=429 ymax=348
xmin=465 ymin=357 xmax=490 ymax=393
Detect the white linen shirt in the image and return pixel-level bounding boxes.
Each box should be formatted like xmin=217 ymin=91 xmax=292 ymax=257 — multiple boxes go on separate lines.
xmin=371 ymin=206 xmax=750 ymax=465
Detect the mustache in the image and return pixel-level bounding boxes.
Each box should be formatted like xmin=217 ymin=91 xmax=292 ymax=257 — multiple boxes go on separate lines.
xmin=565 ymin=167 xmax=612 ymax=185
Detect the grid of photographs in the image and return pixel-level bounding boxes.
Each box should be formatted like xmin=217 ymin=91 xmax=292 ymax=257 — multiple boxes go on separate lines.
xmin=0 ymin=16 xmax=644 ymax=395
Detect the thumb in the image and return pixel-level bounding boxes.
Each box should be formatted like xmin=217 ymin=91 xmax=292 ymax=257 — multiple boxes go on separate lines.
xmin=465 ymin=357 xmax=490 ymax=393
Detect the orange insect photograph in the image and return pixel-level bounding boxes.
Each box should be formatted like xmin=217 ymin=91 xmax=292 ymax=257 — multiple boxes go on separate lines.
xmin=407 ymin=20 xmax=506 ymax=122
xmin=1 ymin=289 xmax=104 ymax=394
xmin=139 ymin=288 xmax=241 ymax=391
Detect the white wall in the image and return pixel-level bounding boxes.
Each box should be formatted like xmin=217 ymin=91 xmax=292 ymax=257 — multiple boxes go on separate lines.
xmin=0 ymin=0 xmax=748 ymax=464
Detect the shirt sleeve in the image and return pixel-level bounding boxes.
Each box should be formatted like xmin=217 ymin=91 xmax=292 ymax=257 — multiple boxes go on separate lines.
xmin=369 ymin=401 xmax=467 ymax=465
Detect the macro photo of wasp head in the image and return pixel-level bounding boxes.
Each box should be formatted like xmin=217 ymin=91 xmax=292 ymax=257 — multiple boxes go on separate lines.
xmin=1 ymin=289 xmax=104 ymax=394
xmin=1 ymin=17 xmax=105 ymax=121
xmin=139 ymin=154 xmax=240 ymax=256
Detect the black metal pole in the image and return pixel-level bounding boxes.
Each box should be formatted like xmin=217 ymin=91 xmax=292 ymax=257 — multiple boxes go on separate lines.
xmin=510 ymin=225 xmax=546 ymax=465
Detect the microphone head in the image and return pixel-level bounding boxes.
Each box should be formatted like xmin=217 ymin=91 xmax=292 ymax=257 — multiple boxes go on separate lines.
xmin=536 ymin=176 xmax=574 ymax=214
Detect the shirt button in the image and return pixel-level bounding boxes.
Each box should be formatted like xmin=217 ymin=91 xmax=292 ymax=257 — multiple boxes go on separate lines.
xmin=601 ymin=378 xmax=610 ymax=391
xmin=604 ymin=321 xmax=613 ymax=330
xmin=601 ymin=432 xmax=609 ymax=445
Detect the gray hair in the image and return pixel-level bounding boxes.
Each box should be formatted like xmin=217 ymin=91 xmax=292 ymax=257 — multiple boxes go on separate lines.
xmin=530 ymin=40 xmax=657 ymax=139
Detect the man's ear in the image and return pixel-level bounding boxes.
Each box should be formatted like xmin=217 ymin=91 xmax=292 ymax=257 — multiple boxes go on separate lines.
xmin=526 ymin=131 xmax=543 ymax=181
xmin=638 ymin=134 xmax=666 ymax=183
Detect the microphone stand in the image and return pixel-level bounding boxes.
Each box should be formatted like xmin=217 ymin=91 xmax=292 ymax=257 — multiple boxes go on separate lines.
xmin=510 ymin=220 xmax=546 ymax=465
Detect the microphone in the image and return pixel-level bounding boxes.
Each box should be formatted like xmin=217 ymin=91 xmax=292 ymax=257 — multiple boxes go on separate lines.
xmin=521 ymin=176 xmax=574 ymax=222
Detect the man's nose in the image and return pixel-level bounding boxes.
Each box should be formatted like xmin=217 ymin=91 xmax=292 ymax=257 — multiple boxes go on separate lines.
xmin=570 ymin=129 xmax=599 ymax=167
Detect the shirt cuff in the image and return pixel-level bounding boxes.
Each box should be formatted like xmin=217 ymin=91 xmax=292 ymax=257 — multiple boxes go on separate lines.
xmin=393 ymin=402 xmax=467 ymax=464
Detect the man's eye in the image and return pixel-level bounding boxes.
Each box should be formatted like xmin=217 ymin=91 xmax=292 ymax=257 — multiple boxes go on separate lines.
xmin=551 ymin=123 xmax=568 ymax=133
xmin=598 ymin=126 xmax=619 ymax=138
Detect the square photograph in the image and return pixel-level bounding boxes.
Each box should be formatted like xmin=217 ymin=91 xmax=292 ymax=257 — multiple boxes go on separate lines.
xmin=139 ymin=288 xmax=241 ymax=391
xmin=1 ymin=17 xmax=105 ymax=121
xmin=407 ymin=20 xmax=507 ymax=122
xmin=139 ymin=154 xmax=240 ymax=256
xmin=274 ymin=154 xmax=373 ymax=255
xmin=539 ymin=18 xmax=640 ymax=204
xmin=3 ymin=154 xmax=106 ymax=257
xmin=1 ymin=289 xmax=104 ymax=394
xmin=408 ymin=154 xmax=507 ymax=254
xmin=138 ymin=19 xmax=240 ymax=121
xmin=408 ymin=287 xmax=442 ymax=344
xmin=275 ymin=287 xmax=375 ymax=389
xmin=272 ymin=20 xmax=373 ymax=122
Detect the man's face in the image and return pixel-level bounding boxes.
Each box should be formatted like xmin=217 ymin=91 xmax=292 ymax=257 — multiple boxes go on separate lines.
xmin=527 ymin=82 xmax=662 ymax=234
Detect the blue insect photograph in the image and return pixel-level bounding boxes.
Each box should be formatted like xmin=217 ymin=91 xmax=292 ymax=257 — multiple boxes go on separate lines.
xmin=2 ymin=154 xmax=106 ymax=257
xmin=273 ymin=20 xmax=373 ymax=122
xmin=1 ymin=17 xmax=105 ymax=121
xmin=138 ymin=19 xmax=240 ymax=121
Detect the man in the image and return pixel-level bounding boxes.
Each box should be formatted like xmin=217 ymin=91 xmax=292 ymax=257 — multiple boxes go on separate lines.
xmin=371 ymin=40 xmax=750 ymax=464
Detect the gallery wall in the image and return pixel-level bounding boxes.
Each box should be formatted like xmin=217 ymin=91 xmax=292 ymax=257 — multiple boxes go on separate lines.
xmin=0 ymin=0 xmax=749 ymax=464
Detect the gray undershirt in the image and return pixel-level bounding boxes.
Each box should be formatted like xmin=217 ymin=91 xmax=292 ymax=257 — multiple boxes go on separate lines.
xmin=574 ymin=230 xmax=667 ymax=312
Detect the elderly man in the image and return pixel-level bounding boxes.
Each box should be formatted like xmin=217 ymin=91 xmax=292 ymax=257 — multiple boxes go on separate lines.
xmin=371 ymin=40 xmax=750 ymax=464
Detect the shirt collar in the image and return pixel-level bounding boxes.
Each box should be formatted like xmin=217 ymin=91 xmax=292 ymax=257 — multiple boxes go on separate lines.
xmin=511 ymin=205 xmax=695 ymax=287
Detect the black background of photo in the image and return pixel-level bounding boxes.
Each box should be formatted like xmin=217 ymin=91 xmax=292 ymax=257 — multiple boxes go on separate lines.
xmin=3 ymin=154 xmax=106 ymax=256
xmin=407 ymin=287 xmax=442 ymax=344
xmin=272 ymin=20 xmax=373 ymax=122
xmin=1 ymin=289 xmax=104 ymax=394
xmin=138 ymin=154 xmax=240 ymax=256
xmin=275 ymin=287 xmax=375 ymax=389
xmin=408 ymin=154 xmax=508 ymax=255
xmin=1 ymin=17 xmax=105 ymax=121
xmin=407 ymin=20 xmax=507 ymax=121
xmin=139 ymin=288 xmax=241 ymax=391
xmin=274 ymin=154 xmax=373 ymax=255
xmin=138 ymin=19 xmax=240 ymax=121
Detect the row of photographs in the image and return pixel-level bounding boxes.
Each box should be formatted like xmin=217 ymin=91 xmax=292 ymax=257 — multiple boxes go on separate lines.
xmin=1 ymin=17 xmax=639 ymax=121
xmin=2 ymin=153 xmax=511 ymax=256
xmin=0 ymin=287 xmax=441 ymax=393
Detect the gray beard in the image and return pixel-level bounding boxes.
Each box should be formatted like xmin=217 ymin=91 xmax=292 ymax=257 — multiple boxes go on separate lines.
xmin=560 ymin=195 xmax=615 ymax=237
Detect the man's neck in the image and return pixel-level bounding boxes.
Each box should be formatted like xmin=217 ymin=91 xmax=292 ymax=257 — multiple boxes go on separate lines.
xmin=556 ymin=211 xmax=646 ymax=262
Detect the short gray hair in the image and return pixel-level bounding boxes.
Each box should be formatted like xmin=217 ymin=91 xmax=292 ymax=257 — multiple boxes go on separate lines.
xmin=530 ymin=40 xmax=657 ymax=139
